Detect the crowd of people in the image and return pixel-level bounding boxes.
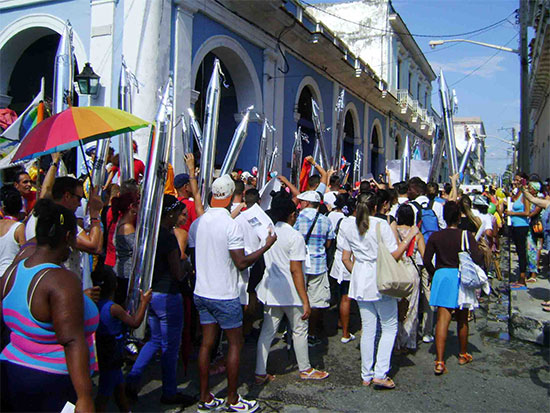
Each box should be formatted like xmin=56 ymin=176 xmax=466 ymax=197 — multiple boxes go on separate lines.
xmin=0 ymin=149 xmax=549 ymax=412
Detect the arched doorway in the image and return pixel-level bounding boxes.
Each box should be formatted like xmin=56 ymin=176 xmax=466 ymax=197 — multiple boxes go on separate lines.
xmin=370 ymin=123 xmax=383 ymax=176
xmin=343 ymin=111 xmax=355 ymax=164
xmin=296 ymin=86 xmax=316 ymax=158
xmin=191 ymin=35 xmax=262 ymax=172
xmin=194 ymin=54 xmax=238 ymax=169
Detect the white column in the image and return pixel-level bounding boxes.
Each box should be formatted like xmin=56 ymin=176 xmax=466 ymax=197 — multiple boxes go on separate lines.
xmin=172 ymin=2 xmax=197 ymax=173
xmin=122 ymin=0 xmax=172 ymax=161
xmin=363 ymin=102 xmax=370 ymax=176
xmin=90 ymin=0 xmax=116 ymax=107
xmin=331 ymin=82 xmax=339 ymax=161
xmin=271 ymin=50 xmax=285 ymax=173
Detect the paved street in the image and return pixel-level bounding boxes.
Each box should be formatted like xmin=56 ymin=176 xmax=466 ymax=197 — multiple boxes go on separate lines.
xmin=104 ymin=246 xmax=549 ymax=413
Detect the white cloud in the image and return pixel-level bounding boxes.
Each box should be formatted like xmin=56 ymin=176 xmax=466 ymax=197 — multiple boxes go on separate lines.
xmin=430 ymin=55 xmax=506 ymax=79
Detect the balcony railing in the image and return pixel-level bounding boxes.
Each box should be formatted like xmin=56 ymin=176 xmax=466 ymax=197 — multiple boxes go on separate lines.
xmin=397 ymin=89 xmax=413 ymax=114
xmin=411 ymin=100 xmax=420 ymax=123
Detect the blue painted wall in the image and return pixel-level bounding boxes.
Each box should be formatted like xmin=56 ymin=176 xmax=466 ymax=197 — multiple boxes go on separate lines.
xmin=191 ymin=12 xmax=265 ymax=172
xmin=282 ymin=53 xmax=334 ymax=176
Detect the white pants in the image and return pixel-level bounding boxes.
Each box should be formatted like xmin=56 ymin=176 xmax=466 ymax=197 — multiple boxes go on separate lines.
xmin=255 ymin=305 xmax=311 ymax=375
xmin=358 ymin=297 xmax=398 ymax=381
xmin=420 ymin=267 xmax=434 ymax=336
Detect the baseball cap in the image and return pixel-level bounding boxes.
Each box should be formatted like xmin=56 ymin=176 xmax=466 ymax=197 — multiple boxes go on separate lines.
xmin=84 ymin=142 xmax=96 ymax=156
xmin=297 ymin=190 xmax=321 ymax=203
xmin=174 ymin=173 xmax=190 ymax=189
xmin=472 ymin=195 xmax=489 ymax=207
xmin=210 ymin=174 xmax=235 ymax=208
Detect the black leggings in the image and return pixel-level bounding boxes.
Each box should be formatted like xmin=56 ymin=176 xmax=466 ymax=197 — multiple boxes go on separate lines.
xmin=1 ymin=361 xmax=76 ymax=412
xmin=511 ymin=226 xmax=529 ymax=275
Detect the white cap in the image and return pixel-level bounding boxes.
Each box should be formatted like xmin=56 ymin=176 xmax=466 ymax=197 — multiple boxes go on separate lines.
xmin=211 ymin=174 xmax=235 ymax=207
xmin=297 ymin=190 xmax=321 ymax=203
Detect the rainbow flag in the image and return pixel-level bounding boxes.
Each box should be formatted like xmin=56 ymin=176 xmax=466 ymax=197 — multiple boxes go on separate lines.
xmin=19 ymin=101 xmax=45 ymax=140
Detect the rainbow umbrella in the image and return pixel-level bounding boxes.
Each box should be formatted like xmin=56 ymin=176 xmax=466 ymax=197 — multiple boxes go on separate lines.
xmin=12 ymin=106 xmax=149 ymax=162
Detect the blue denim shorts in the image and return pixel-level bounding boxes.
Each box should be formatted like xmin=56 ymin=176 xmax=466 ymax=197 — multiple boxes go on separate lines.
xmin=193 ymin=295 xmax=243 ymax=330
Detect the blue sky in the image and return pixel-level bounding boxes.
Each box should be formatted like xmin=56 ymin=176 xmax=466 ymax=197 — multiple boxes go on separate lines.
xmin=305 ymin=0 xmax=521 ymax=175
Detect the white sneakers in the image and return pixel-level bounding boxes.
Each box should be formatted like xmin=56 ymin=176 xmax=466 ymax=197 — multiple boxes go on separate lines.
xmin=422 ymin=334 xmax=434 ymax=343
xmin=341 ymin=333 xmax=356 ymax=344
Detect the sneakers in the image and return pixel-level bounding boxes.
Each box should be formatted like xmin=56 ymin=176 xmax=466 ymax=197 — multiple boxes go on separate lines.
xmin=308 ymin=335 xmax=322 ymax=347
xmin=422 ymin=334 xmax=434 ymax=343
xmin=197 ymin=394 xmax=224 ymax=412
xmin=340 ymin=333 xmax=356 ymax=344
xmin=224 ymin=395 xmax=259 ymax=412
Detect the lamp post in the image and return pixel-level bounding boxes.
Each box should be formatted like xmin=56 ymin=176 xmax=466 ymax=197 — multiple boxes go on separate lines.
xmin=428 ymin=39 xmax=519 ymax=54
xmin=75 ymin=63 xmax=101 ymax=96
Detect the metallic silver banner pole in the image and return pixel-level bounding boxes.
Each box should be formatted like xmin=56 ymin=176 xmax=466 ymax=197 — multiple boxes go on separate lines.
xmin=311 ymin=98 xmax=330 ymax=169
xmin=311 ymin=140 xmax=320 ymax=176
xmin=257 ymin=119 xmax=269 ymax=191
xmin=119 ymin=58 xmax=135 ymax=182
xmin=458 ymin=128 xmax=477 ymax=177
xmin=126 ymin=77 xmax=173 ymax=315
xmin=333 ymin=89 xmax=345 ymax=170
xmin=181 ymin=113 xmax=191 ymax=173
xmin=268 ymin=144 xmax=278 ymax=174
xmin=427 ymin=125 xmax=443 ymax=183
xmin=187 ymin=108 xmax=203 ymax=153
xmin=401 ymin=135 xmax=411 ymax=182
xmin=290 ymin=127 xmax=303 ymax=188
xmin=220 ymin=106 xmax=253 ymax=176
xmin=353 ymin=149 xmax=362 ymax=184
xmin=53 ymin=21 xmax=73 ymax=114
xmin=439 ymin=70 xmax=459 ymax=176
xmin=91 ymin=139 xmax=110 ymax=193
xmin=198 ymin=58 xmax=223 ymax=205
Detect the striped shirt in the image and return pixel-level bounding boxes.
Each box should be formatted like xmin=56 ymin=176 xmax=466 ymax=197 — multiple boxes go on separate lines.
xmin=294 ymin=207 xmax=334 ymax=275
xmin=0 ymin=259 xmax=99 ymax=374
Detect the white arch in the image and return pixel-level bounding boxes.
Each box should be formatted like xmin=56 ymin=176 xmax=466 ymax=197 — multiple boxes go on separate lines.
xmin=191 ymin=35 xmax=263 ymax=113
xmin=0 ymin=14 xmax=88 ymax=95
xmin=343 ymin=101 xmax=360 ymax=143
xmin=295 ymin=76 xmax=325 ymax=126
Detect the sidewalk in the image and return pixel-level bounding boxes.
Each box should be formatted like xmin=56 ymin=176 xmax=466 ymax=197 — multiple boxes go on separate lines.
xmin=510 ymin=274 xmax=550 ymax=345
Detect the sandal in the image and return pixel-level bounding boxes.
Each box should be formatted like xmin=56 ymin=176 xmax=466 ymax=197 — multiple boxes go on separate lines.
xmin=434 ymin=361 xmax=447 ymax=375
xmin=526 ymin=277 xmax=537 ymax=283
xmin=458 ymin=353 xmax=473 ymax=365
xmin=299 ymin=368 xmax=329 ymax=380
xmin=372 ymin=377 xmax=395 ymax=389
xmin=541 ymin=301 xmax=550 ymax=306
xmin=362 ymin=379 xmax=372 ymax=387
xmin=542 ymin=305 xmax=550 ymax=313
xmin=254 ymin=374 xmax=275 ymax=385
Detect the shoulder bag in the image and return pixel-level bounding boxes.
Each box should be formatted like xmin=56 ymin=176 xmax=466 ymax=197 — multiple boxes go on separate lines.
xmin=458 ymin=231 xmax=485 ymax=289
xmin=376 ymin=223 xmax=414 ymax=298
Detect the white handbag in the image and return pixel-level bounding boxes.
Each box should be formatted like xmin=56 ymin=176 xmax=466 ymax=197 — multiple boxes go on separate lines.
xmin=376 ymin=224 xmax=414 ymax=298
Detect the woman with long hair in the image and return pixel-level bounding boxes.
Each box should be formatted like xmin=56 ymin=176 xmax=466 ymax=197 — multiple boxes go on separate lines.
xmin=423 ymin=201 xmax=484 ymax=375
xmin=111 ymin=190 xmax=140 ymax=305
xmin=505 ymin=173 xmax=531 ymax=287
xmin=395 ymin=204 xmax=425 ymax=353
xmin=341 ymin=192 xmax=418 ymax=389
xmin=329 ymin=195 xmax=357 ymax=344
xmin=458 ymin=195 xmax=482 ymax=235
xmin=525 ymin=179 xmax=543 ymax=282
xmin=0 ymin=199 xmax=97 ymax=411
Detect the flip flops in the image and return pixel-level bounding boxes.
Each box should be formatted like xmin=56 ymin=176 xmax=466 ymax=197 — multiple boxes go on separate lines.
xmin=299 ymin=368 xmax=329 ymax=380
xmin=372 ymin=377 xmax=396 ymax=389
xmin=458 ymin=353 xmax=473 ymax=365
xmin=434 ymin=361 xmax=447 ymax=375
xmin=510 ymin=283 xmax=527 ymax=290
xmin=254 ymin=374 xmax=275 ymax=385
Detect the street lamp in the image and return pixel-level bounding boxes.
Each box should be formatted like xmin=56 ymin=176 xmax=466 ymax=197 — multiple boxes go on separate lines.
xmin=428 ymin=39 xmax=519 ymax=54
xmin=75 ymin=63 xmax=100 ymax=96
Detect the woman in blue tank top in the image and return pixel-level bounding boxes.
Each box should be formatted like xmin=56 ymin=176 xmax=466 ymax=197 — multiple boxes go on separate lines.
xmin=505 ymin=173 xmax=531 ymax=287
xmin=0 ymin=199 xmax=98 ymax=412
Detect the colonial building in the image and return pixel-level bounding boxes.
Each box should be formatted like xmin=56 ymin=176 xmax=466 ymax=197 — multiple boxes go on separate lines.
xmin=528 ymin=0 xmax=550 ymax=179
xmin=0 ymin=0 xmax=437 ymax=178
xmin=453 ymin=117 xmax=487 ymax=184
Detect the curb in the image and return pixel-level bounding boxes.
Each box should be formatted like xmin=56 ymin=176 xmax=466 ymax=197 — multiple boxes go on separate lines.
xmin=509 ymin=289 xmax=550 ymax=346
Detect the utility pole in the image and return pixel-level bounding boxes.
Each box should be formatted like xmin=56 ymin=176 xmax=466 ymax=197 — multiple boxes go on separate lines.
xmin=519 ymin=0 xmax=530 ymax=172
xmin=512 ymin=127 xmax=517 ymax=174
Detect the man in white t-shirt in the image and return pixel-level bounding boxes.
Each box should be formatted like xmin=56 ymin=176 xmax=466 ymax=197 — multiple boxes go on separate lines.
xmin=323 ymin=175 xmax=341 ymax=210
xmin=192 ymin=174 xmax=276 ymax=413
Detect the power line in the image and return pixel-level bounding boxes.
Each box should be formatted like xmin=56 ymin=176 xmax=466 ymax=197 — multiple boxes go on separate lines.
xmin=300 ymin=1 xmax=516 ymax=39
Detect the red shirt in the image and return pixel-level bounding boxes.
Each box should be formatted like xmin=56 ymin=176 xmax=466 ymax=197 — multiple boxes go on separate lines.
xmin=179 ymin=198 xmax=197 ymax=232
xmin=113 ymin=159 xmax=146 ymax=183
xmin=22 ymin=192 xmax=36 ymax=215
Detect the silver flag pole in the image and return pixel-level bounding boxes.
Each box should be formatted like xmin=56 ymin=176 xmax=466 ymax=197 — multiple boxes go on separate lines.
xmin=220 ymin=106 xmax=253 ymax=176
xmin=290 ymin=127 xmax=303 ymax=188
xmin=333 ymin=90 xmax=345 ymax=170
xmin=199 ymin=58 xmax=223 ymax=205
xmin=401 ymin=135 xmax=411 ymax=182
xmin=268 ymin=144 xmax=278 ymax=174
xmin=53 ymin=21 xmax=73 ymax=114
xmin=126 ymin=77 xmax=174 ymax=315
xmin=427 ymin=125 xmax=443 ymax=183
xmin=119 ymin=58 xmax=135 ymax=182
xmin=311 ymin=98 xmax=330 ymax=169
xmin=181 ymin=113 xmax=192 ymax=173
xmin=353 ymin=149 xmax=362 ymax=184
xmin=439 ymin=70 xmax=459 ymax=176
xmin=458 ymin=128 xmax=477 ymax=177
xmin=257 ymin=119 xmax=270 ymax=191
xmin=187 ymin=108 xmax=203 ymax=153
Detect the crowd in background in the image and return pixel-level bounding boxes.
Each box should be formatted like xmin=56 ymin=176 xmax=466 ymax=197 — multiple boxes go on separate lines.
xmin=0 ymin=148 xmax=549 ymax=412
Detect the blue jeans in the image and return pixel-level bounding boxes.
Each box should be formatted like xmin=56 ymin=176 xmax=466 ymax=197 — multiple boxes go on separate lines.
xmin=127 ymin=293 xmax=183 ymax=396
